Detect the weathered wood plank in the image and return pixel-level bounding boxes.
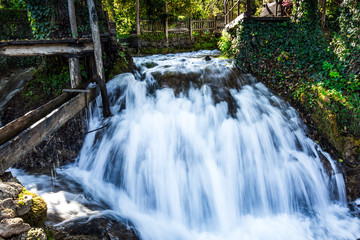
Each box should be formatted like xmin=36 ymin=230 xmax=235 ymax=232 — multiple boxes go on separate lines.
xmin=0 ymin=93 xmax=71 ymax=146
xmin=0 ymin=42 xmax=94 ymax=57
xmin=0 ymin=87 xmax=98 ymax=174
xmin=0 ymin=37 xmax=109 ymax=46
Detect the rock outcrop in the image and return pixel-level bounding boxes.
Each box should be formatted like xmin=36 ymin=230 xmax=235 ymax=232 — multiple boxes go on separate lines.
xmin=0 ymin=173 xmax=48 ymax=239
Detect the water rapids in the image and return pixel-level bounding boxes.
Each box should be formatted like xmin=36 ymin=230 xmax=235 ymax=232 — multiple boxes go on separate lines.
xmin=13 ymin=50 xmax=360 ymax=239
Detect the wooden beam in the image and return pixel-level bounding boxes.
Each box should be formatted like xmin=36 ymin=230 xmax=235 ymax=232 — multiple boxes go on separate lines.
xmin=0 ymin=37 xmax=108 ymax=46
xmin=0 ymin=42 xmax=94 ymax=57
xmin=0 ymin=87 xmax=98 ymax=174
xmin=87 ymin=0 xmax=112 ymax=118
xmin=0 ymin=93 xmax=71 ymax=146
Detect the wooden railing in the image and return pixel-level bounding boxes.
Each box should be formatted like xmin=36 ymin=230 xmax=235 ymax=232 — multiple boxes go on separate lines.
xmin=224 ymin=0 xmax=287 ymax=25
xmin=139 ymin=17 xmax=224 ymax=37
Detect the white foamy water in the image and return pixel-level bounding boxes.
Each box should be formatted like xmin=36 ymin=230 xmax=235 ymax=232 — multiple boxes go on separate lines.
xmin=13 ymin=51 xmax=360 ymax=239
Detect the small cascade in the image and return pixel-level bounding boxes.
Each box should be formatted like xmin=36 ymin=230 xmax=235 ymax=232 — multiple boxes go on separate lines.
xmin=13 ymin=50 xmax=360 ymax=239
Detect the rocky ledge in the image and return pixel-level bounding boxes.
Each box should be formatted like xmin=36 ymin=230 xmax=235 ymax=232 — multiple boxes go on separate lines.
xmin=0 ymin=172 xmax=139 ymax=240
xmin=0 ymin=172 xmax=47 ymax=240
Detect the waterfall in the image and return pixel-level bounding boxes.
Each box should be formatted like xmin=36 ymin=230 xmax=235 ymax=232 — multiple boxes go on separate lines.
xmin=15 ymin=50 xmax=360 ymax=239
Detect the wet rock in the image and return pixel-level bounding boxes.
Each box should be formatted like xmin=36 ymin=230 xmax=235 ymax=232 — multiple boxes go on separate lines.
xmin=0 ymin=217 xmax=30 ymax=238
xmin=0 ymin=172 xmax=21 ymax=184
xmin=205 ymin=56 xmax=211 ymax=61
xmin=53 ymin=217 xmax=139 ymax=240
xmin=343 ymin=141 xmax=359 ymax=166
xmin=0 ymin=208 xmax=16 ymax=220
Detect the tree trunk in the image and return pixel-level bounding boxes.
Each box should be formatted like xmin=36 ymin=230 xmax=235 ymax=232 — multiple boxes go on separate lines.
xmin=86 ymin=0 xmax=112 ymax=118
xmin=320 ymin=0 xmax=326 ymax=28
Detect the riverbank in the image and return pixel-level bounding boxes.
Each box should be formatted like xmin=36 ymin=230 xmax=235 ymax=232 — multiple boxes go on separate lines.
xmin=219 ymin=4 xmax=360 ymax=201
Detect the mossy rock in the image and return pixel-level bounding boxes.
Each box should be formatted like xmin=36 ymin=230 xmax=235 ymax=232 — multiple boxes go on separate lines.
xmin=24 ymin=227 xmax=47 ymax=240
xmin=18 ymin=188 xmax=47 ymax=228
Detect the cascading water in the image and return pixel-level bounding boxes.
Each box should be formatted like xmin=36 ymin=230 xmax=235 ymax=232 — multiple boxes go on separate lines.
xmin=13 ymin=51 xmax=360 ymax=239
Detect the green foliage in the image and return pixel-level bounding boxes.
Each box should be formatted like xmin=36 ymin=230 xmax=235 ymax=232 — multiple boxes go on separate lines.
xmin=27 ymin=1 xmax=55 ymax=39
xmin=225 ymin=12 xmax=360 ymax=137
xmin=292 ymin=0 xmax=320 ymax=25
xmin=0 ymin=57 xmax=41 ymax=73
xmin=0 ymin=0 xmax=26 ymax=9
xmin=112 ymin=0 xmax=225 ymax=34
xmin=18 ymin=188 xmax=47 ymax=228
xmin=27 ymin=57 xmax=71 ymax=96
xmin=0 ymin=9 xmax=33 ymax=39
xmin=218 ymin=31 xmax=235 ymax=57
xmin=193 ymin=33 xmax=218 ymax=50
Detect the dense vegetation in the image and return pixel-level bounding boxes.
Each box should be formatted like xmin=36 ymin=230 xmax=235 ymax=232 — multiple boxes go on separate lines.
xmin=219 ymin=0 xmax=360 ymax=168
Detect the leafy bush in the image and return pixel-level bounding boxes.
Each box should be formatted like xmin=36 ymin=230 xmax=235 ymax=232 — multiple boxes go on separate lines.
xmin=222 ymin=5 xmax=360 ymax=137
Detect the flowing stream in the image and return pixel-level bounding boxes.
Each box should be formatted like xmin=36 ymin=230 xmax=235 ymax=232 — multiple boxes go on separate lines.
xmin=12 ymin=51 xmax=360 ymax=239
xmin=0 ymin=68 xmax=33 ymax=126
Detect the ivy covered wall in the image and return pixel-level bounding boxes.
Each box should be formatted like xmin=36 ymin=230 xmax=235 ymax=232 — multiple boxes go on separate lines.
xmin=219 ymin=0 xmax=360 ymax=200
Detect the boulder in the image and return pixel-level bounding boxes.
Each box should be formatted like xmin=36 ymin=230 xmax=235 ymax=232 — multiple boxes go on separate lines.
xmin=18 ymin=191 xmax=47 ymax=228
xmin=0 ymin=208 xmax=16 ymax=220
xmin=16 ymin=197 xmax=32 ymax=216
xmin=0 ymin=198 xmax=17 ymax=211
xmin=0 ymin=218 xmax=30 ymax=238
xmin=6 ymin=183 xmax=23 ymax=194
xmin=52 ymin=217 xmax=139 ymax=240
xmin=0 ymin=182 xmax=21 ymax=199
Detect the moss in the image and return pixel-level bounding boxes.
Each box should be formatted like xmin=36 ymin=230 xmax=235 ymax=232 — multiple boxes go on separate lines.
xmin=26 ymin=227 xmax=47 ymax=240
xmin=45 ymin=229 xmax=55 ymax=240
xmin=18 ymin=188 xmax=47 ymax=228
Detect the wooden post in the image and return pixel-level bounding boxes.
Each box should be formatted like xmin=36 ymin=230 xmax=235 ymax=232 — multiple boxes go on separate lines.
xmin=320 ymin=0 xmax=326 ymax=28
xmin=275 ymin=0 xmax=278 ymax=17
xmin=165 ymin=0 xmax=168 ymax=44
xmin=230 ymin=0 xmax=233 ymax=22
xmin=245 ymin=0 xmax=251 ymax=18
xmin=238 ymin=1 xmax=240 ymax=17
xmin=136 ymin=0 xmax=140 ymax=36
xmin=224 ymin=0 xmax=227 ymax=25
xmin=189 ymin=16 xmax=193 ymax=39
xmin=68 ymin=0 xmax=81 ymax=88
xmin=214 ymin=15 xmax=217 ymax=33
xmin=87 ymin=0 xmax=112 ymax=118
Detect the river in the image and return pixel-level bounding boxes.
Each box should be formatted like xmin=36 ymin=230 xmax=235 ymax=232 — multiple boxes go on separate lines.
xmin=12 ymin=50 xmax=360 ymax=240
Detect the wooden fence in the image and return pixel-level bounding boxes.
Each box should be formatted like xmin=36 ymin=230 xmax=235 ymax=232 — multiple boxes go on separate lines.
xmin=224 ymin=0 xmax=288 ymax=25
xmin=139 ymin=16 xmax=225 ymax=37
